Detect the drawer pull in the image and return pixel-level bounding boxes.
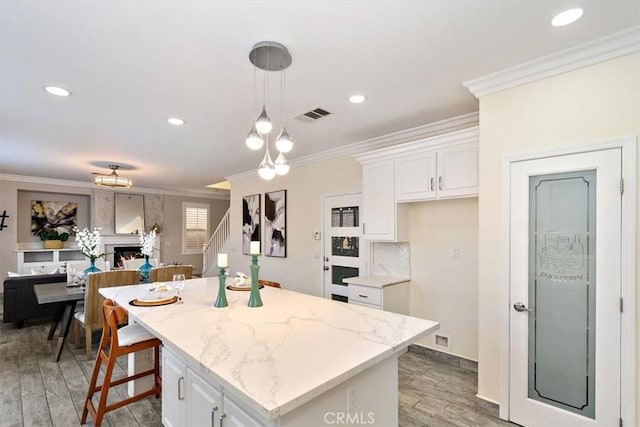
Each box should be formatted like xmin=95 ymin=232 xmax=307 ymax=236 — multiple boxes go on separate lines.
xmin=178 ymin=376 xmax=185 ymax=400
xmin=438 ymin=176 xmax=443 ymax=190
xmin=211 ymin=406 xmax=218 ymax=426
xmin=358 ymin=294 xmax=368 ymax=298
xmin=430 ymin=177 xmax=434 ymax=191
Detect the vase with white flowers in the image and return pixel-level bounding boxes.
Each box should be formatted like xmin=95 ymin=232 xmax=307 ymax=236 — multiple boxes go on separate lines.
xmin=74 ymin=227 xmax=107 ymax=275
xmin=139 ymin=230 xmax=156 ymax=282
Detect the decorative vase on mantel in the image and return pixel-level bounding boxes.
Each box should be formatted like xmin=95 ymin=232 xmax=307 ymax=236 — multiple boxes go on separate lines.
xmin=139 ymin=256 xmax=153 ymax=283
xmin=83 ymin=258 xmax=101 ymax=276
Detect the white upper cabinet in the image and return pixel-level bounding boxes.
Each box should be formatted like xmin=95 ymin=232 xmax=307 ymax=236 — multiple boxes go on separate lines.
xmin=395 ymin=141 xmax=478 ymax=202
xmin=357 ymin=127 xmax=478 ymax=241
xmin=362 ymin=160 xmax=408 ymax=241
xmin=395 ymin=151 xmax=438 ymax=202
xmin=436 ymin=142 xmax=478 ymax=199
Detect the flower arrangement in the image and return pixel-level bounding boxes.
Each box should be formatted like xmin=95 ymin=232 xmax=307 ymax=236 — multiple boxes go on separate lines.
xmin=74 ymin=227 xmax=107 ymax=262
xmin=139 ymin=230 xmax=156 ymax=258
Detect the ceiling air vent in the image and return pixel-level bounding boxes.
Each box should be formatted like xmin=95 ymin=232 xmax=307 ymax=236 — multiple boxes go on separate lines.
xmin=295 ymin=107 xmax=332 ymax=123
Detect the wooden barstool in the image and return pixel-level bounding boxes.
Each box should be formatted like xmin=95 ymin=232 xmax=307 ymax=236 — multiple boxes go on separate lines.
xmin=81 ymin=299 xmax=162 ymax=427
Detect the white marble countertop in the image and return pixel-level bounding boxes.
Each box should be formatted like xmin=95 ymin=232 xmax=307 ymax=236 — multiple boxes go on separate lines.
xmin=100 ymin=277 xmax=438 ymax=420
xmin=342 ymin=275 xmax=410 ymax=288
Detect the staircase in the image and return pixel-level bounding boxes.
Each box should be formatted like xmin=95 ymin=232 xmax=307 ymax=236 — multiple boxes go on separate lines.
xmin=202 ymin=208 xmax=230 ymax=277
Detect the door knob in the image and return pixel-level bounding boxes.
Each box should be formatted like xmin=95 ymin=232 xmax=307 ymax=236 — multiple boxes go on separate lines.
xmin=513 ymin=302 xmax=531 ymax=312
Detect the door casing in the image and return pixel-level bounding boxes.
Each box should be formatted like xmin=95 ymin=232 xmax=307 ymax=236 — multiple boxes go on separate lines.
xmin=499 ymin=137 xmax=637 ymax=425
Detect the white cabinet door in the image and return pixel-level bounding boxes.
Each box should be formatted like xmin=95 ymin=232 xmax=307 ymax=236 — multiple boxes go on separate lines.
xmin=187 ymin=368 xmax=222 ymax=427
xmin=436 ymin=142 xmax=478 ymax=199
xmin=362 ymin=160 xmax=405 ymax=241
xmin=162 ymin=347 xmax=186 ymax=427
xmin=396 ymin=151 xmax=437 ymax=202
xmin=222 ymin=395 xmax=267 ymax=427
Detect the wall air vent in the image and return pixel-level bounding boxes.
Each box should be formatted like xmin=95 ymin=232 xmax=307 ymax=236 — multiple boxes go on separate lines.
xmin=295 ymin=107 xmax=332 ymax=123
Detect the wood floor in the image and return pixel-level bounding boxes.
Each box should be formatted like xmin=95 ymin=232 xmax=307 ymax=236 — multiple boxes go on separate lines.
xmin=0 ymin=300 xmax=511 ymax=427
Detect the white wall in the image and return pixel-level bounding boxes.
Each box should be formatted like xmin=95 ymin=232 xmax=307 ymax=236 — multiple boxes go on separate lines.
xmin=408 ymin=197 xmax=478 ymax=360
xmin=228 ymin=156 xmax=362 ymax=296
xmin=477 ymin=53 xmax=640 ymax=403
xmin=163 ymin=195 xmax=229 ymax=274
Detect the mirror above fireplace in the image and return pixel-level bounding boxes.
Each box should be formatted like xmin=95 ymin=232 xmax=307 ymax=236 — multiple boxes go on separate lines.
xmin=114 ymin=193 xmax=145 ymax=234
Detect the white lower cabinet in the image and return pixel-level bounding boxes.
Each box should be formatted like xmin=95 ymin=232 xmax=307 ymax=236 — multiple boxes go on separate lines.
xmin=347 ymin=282 xmax=410 ymax=315
xmin=162 ymin=346 xmax=267 ymax=427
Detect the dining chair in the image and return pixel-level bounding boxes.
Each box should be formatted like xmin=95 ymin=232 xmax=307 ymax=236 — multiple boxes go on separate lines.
xmin=150 ymin=265 xmax=193 ymax=282
xmin=81 ymin=299 xmax=161 ymax=427
xmin=73 ymin=270 xmax=140 ymax=359
xmin=258 ymin=279 xmax=282 ymax=288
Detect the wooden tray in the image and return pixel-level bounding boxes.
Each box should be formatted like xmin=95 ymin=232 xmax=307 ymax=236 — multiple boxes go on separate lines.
xmin=226 ymin=285 xmax=264 ymax=291
xmin=129 ymin=296 xmax=179 ymax=307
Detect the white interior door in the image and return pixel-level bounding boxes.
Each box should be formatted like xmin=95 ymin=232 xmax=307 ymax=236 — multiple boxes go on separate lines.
xmin=323 ymin=194 xmax=366 ymax=301
xmin=509 ymin=149 xmax=621 ymax=426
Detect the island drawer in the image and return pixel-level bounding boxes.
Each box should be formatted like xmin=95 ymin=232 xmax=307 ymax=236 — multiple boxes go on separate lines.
xmin=348 ymin=284 xmax=382 ymax=306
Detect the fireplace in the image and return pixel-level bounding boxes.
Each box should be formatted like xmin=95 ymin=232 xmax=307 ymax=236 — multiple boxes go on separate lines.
xmin=101 ymin=234 xmax=161 ymax=269
xmin=113 ymin=246 xmax=143 ymax=269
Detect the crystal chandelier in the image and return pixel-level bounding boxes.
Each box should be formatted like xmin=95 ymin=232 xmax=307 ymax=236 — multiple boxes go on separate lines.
xmin=246 ymin=41 xmax=293 ymax=179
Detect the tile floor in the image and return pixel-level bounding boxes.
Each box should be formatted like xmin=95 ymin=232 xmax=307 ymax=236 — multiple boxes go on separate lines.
xmin=0 ymin=297 xmax=512 ymax=426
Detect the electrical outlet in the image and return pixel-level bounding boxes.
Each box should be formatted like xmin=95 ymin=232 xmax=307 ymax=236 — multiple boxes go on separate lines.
xmin=452 ymin=248 xmax=460 ymax=258
xmin=347 ymin=387 xmax=358 ymax=411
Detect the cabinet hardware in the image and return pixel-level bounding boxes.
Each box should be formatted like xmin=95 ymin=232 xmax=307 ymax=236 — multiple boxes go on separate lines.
xmin=358 ymin=294 xmax=368 ymax=298
xmin=438 ymin=176 xmax=443 ymax=190
xmin=220 ymin=413 xmax=227 ymax=426
xmin=430 ymin=177 xmax=434 ymax=191
xmin=323 ymin=265 xmax=330 ymax=271
xmin=211 ymin=406 xmax=218 ymax=427
xmin=178 ymin=376 xmax=185 ymax=400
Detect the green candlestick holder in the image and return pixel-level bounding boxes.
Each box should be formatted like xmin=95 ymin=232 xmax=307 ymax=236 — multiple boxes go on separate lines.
xmin=248 ymin=254 xmax=263 ymax=307
xmin=214 ymin=267 xmax=228 ymax=308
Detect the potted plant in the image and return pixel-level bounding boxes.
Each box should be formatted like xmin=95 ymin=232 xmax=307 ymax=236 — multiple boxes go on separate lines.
xmin=38 ymin=229 xmax=70 ymax=249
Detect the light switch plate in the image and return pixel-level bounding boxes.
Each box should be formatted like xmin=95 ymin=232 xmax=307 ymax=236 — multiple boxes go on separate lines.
xmin=313 ymin=231 xmax=321 ymax=240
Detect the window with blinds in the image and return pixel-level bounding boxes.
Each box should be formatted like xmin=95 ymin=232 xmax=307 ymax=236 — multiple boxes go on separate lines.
xmin=183 ymin=203 xmax=209 ymax=255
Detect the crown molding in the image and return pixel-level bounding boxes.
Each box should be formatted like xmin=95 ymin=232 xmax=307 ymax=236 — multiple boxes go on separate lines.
xmin=0 ymin=173 xmax=230 ymax=200
xmin=464 ymin=26 xmax=640 ymax=98
xmin=355 ymin=126 xmax=478 ymax=164
xmin=226 ymin=111 xmax=479 ymax=182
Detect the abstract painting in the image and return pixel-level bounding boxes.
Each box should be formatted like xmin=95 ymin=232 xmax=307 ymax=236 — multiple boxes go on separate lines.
xmin=264 ymin=190 xmax=286 ymax=257
xmin=31 ymin=200 xmax=77 ymax=236
xmin=242 ymin=194 xmax=261 ymax=255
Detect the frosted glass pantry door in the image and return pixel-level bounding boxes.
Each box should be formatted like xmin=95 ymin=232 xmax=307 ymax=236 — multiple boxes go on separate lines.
xmin=509 ymin=149 xmax=621 ymax=427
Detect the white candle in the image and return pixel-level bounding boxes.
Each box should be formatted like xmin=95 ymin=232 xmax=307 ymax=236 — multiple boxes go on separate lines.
xmin=250 ymin=241 xmax=260 ymax=255
xmin=218 ymin=253 xmax=228 ymax=268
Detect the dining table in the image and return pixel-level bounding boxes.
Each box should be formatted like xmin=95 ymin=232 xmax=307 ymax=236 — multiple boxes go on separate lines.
xmin=33 ymin=282 xmax=85 ymax=362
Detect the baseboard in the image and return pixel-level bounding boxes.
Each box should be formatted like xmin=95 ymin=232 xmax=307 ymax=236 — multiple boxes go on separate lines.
xmin=408 ymin=343 xmax=478 ymax=373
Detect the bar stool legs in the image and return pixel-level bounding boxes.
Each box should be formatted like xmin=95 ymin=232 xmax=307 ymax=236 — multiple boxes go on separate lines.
xmin=81 ymin=299 xmax=162 ymax=427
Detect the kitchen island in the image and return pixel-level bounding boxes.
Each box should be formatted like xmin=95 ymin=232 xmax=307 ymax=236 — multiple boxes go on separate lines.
xmin=100 ymin=277 xmax=438 ymax=426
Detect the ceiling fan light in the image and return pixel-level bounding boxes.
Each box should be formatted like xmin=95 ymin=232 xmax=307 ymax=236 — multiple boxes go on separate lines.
xmin=255 ymin=106 xmax=272 ymax=135
xmin=275 ymin=125 xmax=294 ymax=153
xmin=246 ymin=124 xmax=264 ymax=150
xmin=274 ymin=152 xmax=290 ymax=176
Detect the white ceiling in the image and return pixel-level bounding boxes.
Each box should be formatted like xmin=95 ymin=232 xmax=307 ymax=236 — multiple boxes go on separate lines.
xmin=1 ymin=1 xmax=639 ymax=194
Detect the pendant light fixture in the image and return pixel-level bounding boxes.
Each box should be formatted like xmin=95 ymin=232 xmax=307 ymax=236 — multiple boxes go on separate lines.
xmin=257 ymin=138 xmax=276 ymax=180
xmin=247 ymin=41 xmax=294 ymax=179
xmin=94 ymin=164 xmax=132 ymax=188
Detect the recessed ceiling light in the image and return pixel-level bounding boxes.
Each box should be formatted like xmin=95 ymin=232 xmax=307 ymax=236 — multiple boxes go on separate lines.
xmin=167 ymin=117 xmax=185 ymax=126
xmin=44 ymin=86 xmax=71 ymax=97
xmin=349 ymin=94 xmax=366 ymax=104
xmin=552 ymin=8 xmax=584 ymax=27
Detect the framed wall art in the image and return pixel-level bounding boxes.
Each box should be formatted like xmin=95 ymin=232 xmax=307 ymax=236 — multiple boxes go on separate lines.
xmin=264 ymin=189 xmax=286 ymax=257
xmin=242 ymin=194 xmax=261 ymax=255
xmin=31 ymin=200 xmax=77 ymax=236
